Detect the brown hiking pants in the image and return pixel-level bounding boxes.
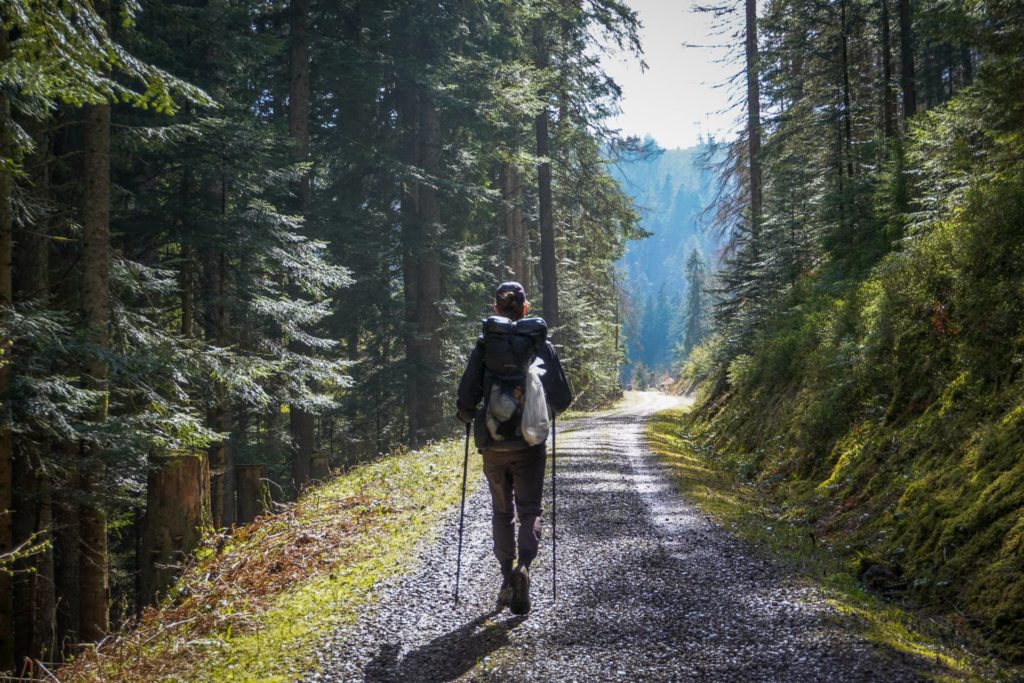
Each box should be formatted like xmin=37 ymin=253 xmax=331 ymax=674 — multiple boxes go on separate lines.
xmin=482 ymin=443 xmax=546 ymax=571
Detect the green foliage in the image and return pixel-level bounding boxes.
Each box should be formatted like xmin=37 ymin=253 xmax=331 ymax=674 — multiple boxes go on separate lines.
xmin=691 ymin=0 xmax=1024 ymax=662
xmin=0 ymin=0 xmax=209 ymax=163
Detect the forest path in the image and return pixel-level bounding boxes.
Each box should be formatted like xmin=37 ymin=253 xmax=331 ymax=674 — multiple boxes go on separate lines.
xmin=313 ymin=392 xmax=924 ymax=682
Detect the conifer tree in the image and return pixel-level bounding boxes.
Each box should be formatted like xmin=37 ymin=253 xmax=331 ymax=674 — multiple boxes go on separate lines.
xmin=680 ymin=249 xmax=708 ymax=358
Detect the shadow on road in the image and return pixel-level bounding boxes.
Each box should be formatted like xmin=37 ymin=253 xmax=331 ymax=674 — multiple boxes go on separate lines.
xmin=364 ymin=608 xmax=527 ymax=682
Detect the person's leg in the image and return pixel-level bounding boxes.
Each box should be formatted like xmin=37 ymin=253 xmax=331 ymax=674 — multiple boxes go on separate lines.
xmin=482 ymin=450 xmax=515 ymax=582
xmin=510 ymin=444 xmax=547 ymax=569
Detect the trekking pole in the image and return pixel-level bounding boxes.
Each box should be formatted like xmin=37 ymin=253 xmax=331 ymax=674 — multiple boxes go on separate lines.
xmin=455 ymin=422 xmax=471 ymax=605
xmin=551 ymin=413 xmax=557 ymax=602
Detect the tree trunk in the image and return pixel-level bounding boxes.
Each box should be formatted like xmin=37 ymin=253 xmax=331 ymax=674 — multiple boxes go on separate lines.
xmin=288 ymin=0 xmax=315 ymax=489
xmin=925 ymin=48 xmax=937 ymax=108
xmin=139 ymin=454 xmax=209 ymax=606
xmin=289 ymin=407 xmax=313 ymax=491
xmin=207 ymin=445 xmax=227 ymax=528
xmin=839 ymin=0 xmax=854 ymax=178
xmin=12 ymin=448 xmax=55 ymax=667
xmin=501 ymin=162 xmax=530 ymax=290
xmin=880 ymin=0 xmax=896 ymax=139
xmin=216 ymin=260 xmax=234 ymax=528
xmin=533 ymin=25 xmax=558 ymax=333
xmin=203 ymin=244 xmax=234 ymax=526
xmin=0 ymin=27 xmax=14 ymax=668
xmin=15 ymin=124 xmax=50 ymax=305
xmin=310 ymin=454 xmax=330 ymax=481
xmin=0 ymin=25 xmax=17 ymax=671
xmin=960 ymin=42 xmax=972 ymax=86
xmin=179 ymin=163 xmax=195 ymax=339
xmin=501 ymin=163 xmax=516 ymax=281
xmin=52 ymin=481 xmax=80 ymax=658
xmin=944 ymin=43 xmax=954 ymax=99
xmin=79 ymin=101 xmax=111 ymax=643
xmin=415 ymin=88 xmax=445 ymax=443
xmin=513 ymin=180 xmax=530 ymax=295
xmin=745 ymin=0 xmax=763 ymax=237
xmin=288 ymin=0 xmax=311 ymax=206
xmin=12 ymin=117 xmax=56 ymax=668
xmin=235 ymin=464 xmax=268 ymax=525
xmin=898 ymin=0 xmax=916 ymax=120
xmin=398 ymin=80 xmax=421 ymax=446
xmin=180 ymin=245 xmax=193 ymax=338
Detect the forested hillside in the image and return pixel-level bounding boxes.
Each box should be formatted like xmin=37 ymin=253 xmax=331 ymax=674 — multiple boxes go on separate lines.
xmin=685 ymin=0 xmax=1024 ymax=661
xmin=5 ymin=0 xmax=1024 ymax=675
xmin=0 ymin=0 xmax=645 ymax=672
xmin=612 ymin=144 xmax=719 ymax=381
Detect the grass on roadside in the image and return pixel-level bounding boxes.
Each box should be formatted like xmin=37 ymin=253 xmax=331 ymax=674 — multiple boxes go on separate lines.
xmin=63 ymin=438 xmax=482 ymax=682
xmin=646 ymin=406 xmax=1011 ymax=683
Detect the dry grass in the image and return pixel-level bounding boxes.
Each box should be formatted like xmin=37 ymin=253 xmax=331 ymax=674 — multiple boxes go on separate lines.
xmin=60 ymin=439 xmax=478 ymax=682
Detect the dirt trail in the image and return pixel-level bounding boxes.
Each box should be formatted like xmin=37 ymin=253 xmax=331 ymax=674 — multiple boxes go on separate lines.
xmin=313 ymin=392 xmax=925 ymax=682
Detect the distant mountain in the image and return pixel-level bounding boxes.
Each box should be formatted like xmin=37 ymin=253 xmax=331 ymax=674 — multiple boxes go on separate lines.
xmin=612 ymin=141 xmax=722 ymax=379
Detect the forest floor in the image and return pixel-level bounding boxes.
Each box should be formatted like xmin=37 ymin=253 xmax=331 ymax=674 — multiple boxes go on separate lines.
xmin=311 ymin=392 xmax=963 ymax=682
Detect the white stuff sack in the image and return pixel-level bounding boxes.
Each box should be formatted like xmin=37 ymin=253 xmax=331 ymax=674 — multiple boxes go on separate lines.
xmin=486 ymin=383 xmax=519 ymax=441
xmin=521 ymin=358 xmax=550 ymax=446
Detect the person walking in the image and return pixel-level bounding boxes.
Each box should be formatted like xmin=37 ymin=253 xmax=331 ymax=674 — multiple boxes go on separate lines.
xmin=457 ymin=282 xmax=573 ymax=615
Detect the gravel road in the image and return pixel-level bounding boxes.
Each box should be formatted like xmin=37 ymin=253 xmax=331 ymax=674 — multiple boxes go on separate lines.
xmin=313 ymin=392 xmax=927 ymax=682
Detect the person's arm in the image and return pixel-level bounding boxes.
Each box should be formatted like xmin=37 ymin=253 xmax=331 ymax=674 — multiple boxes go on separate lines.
xmin=456 ymin=337 xmax=486 ymax=423
xmin=538 ymin=340 xmax=574 ymax=414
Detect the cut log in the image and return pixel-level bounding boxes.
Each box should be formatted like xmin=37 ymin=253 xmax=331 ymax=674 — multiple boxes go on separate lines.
xmin=235 ymin=464 xmax=268 ymax=525
xmin=310 ymin=454 xmax=330 ymax=482
xmin=139 ymin=453 xmax=210 ymax=606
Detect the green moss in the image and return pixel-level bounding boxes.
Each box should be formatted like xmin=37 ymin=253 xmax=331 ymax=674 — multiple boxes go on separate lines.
xmin=649 ymin=407 xmax=1016 ymax=681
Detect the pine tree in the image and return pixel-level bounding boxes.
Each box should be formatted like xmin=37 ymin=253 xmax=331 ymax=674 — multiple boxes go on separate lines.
xmin=680 ymin=249 xmax=709 ymax=358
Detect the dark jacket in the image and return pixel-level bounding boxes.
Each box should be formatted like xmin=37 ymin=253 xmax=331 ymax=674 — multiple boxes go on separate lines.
xmin=457 ymin=321 xmax=573 ymax=451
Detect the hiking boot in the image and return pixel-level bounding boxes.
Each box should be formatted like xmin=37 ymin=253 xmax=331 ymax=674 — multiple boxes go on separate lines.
xmin=496 ymin=584 xmax=513 ymax=610
xmin=509 ymin=565 xmax=531 ymax=615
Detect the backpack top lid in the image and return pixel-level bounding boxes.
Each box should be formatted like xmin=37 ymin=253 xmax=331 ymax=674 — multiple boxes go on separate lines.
xmin=480 ymin=315 xmax=548 ymax=340
xmin=481 ymin=316 xmax=548 ymax=375
xmin=513 ymin=316 xmax=547 ymax=341
xmin=482 ymin=315 xmax=516 ymax=335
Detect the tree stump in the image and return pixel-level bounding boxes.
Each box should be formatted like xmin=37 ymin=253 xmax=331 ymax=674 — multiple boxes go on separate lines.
xmin=310 ymin=454 xmax=331 ymax=482
xmin=139 ymin=453 xmax=209 ymax=606
xmin=236 ymin=464 xmax=269 ymax=525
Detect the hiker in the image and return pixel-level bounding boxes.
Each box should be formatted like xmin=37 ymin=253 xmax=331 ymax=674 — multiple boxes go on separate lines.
xmin=456 ymin=281 xmax=573 ymax=615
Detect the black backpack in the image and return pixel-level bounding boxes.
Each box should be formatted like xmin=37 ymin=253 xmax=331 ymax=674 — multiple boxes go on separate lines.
xmin=480 ymin=316 xmax=547 ymax=442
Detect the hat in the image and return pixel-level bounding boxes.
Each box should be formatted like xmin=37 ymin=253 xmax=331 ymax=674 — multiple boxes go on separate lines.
xmin=495 ymin=281 xmax=526 ymax=306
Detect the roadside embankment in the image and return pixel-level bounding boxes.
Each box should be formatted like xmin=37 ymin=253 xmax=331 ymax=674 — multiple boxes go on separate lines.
xmin=61 ymin=439 xmax=481 ymax=682
xmin=647 ymin=406 xmax=1020 ymax=681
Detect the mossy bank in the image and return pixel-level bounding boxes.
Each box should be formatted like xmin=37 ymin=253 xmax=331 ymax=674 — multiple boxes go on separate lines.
xmin=647 ymin=407 xmax=1021 ymax=680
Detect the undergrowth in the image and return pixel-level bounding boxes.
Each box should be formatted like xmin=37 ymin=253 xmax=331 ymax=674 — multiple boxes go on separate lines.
xmin=647 ymin=407 xmax=1018 ymax=682
xmin=677 ymin=115 xmax=1024 ymax=668
xmin=61 ymin=439 xmax=482 ymax=682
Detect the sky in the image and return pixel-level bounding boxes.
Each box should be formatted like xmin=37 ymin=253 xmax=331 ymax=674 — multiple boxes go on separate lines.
xmin=600 ymin=0 xmax=739 ymax=150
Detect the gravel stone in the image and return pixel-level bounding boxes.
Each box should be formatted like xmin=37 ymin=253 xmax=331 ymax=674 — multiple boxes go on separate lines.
xmin=313 ymin=393 xmax=927 ymax=682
